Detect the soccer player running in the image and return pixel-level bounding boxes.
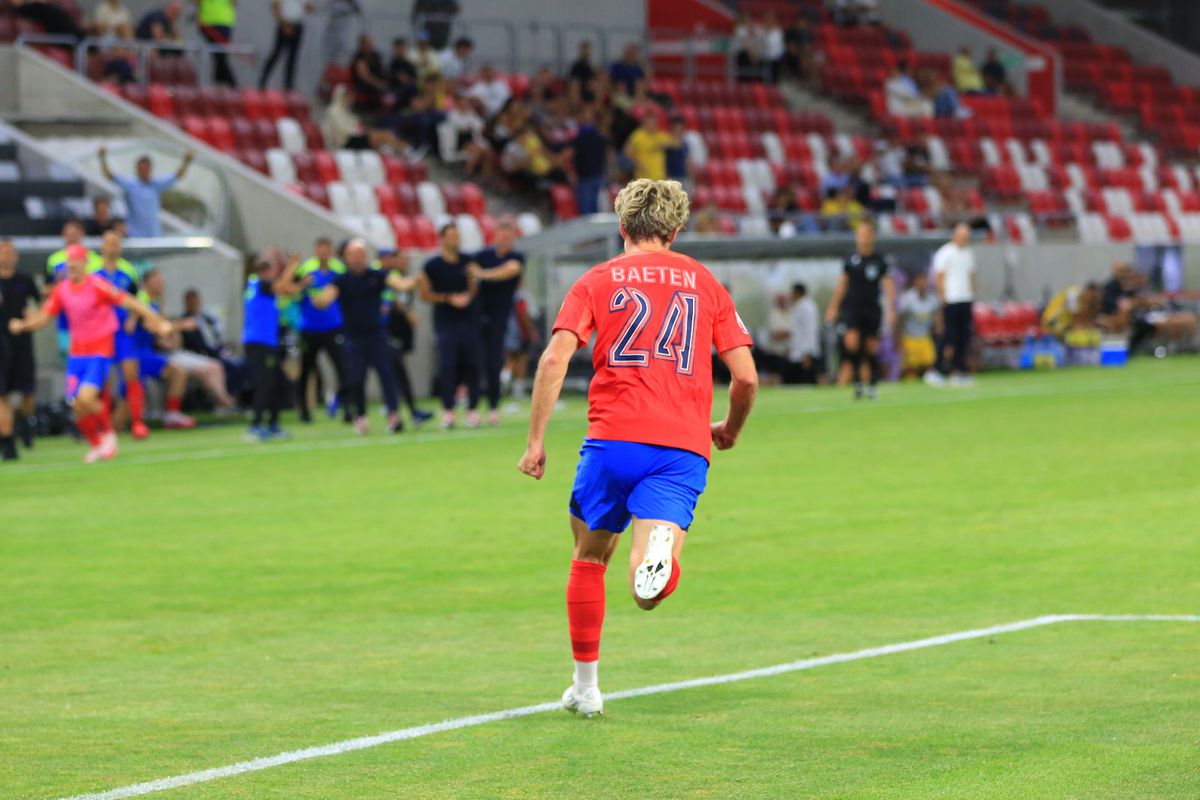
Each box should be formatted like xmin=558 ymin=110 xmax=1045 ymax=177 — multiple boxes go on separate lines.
xmin=824 ymin=220 xmax=896 ymax=400
xmin=91 ymin=231 xmax=150 ymax=438
xmin=518 ymin=179 xmax=759 ymax=718
xmin=0 ymin=238 xmax=41 ymax=459
xmin=9 ymin=244 xmax=172 ymax=463
xmin=310 ymin=240 xmax=416 ymax=434
xmin=46 ymin=219 xmax=101 ymax=358
xmin=469 ymin=217 xmax=524 ymax=426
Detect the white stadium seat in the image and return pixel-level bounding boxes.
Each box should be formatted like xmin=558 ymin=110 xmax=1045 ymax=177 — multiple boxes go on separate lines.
xmin=1030 ymin=138 xmax=1052 ymax=167
xmin=684 ymin=130 xmax=708 ymax=169
xmin=926 ymin=135 xmax=950 ymax=172
xmin=1076 ymin=212 xmax=1109 ymax=244
xmin=363 ymin=214 xmax=396 ymax=249
xmin=416 ymin=181 xmax=446 ymax=219
xmin=979 ymin=137 xmax=1003 ymax=168
xmin=516 ymin=212 xmax=542 ymax=237
xmin=350 ymin=183 xmax=378 ymax=215
xmin=760 ymin=132 xmax=784 ymax=165
xmin=358 ymin=150 xmax=385 ymax=186
xmin=265 ymin=148 xmax=295 ymax=184
xmin=1130 ymin=213 xmax=1172 ymax=244
xmin=276 ymin=117 xmax=307 ymax=155
xmin=1176 ymin=213 xmax=1200 ymax=243
xmin=327 ymin=182 xmax=355 ymax=217
xmin=455 ymin=214 xmax=485 ymax=252
xmin=334 ymin=150 xmax=362 ymax=183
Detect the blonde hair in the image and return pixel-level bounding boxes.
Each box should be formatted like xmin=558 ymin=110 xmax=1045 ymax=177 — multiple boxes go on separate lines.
xmin=614 ymin=179 xmax=690 ymax=244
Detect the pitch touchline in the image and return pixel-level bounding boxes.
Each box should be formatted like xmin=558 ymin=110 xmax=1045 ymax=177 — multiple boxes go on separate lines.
xmin=59 ymin=614 xmax=1200 ymax=800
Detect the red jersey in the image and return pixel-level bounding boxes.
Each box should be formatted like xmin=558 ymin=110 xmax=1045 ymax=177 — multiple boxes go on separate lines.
xmin=43 ymin=275 xmax=123 ymax=357
xmin=553 ymin=249 xmax=753 ymax=460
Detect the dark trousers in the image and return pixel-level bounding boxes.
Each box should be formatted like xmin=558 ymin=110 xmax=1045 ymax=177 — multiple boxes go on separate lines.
xmin=259 ymin=22 xmax=303 ymax=89
xmin=387 ymin=340 xmax=420 ymax=414
xmin=298 ymin=330 xmax=346 ymax=417
xmin=941 ymin=301 xmax=974 ymax=374
xmin=245 ymin=343 xmax=283 ymax=426
xmin=480 ymin=310 xmax=510 ymax=411
xmin=200 ymin=25 xmax=237 ymax=86
xmin=343 ymin=331 xmax=399 ymax=417
xmin=435 ymin=321 xmax=481 ymax=411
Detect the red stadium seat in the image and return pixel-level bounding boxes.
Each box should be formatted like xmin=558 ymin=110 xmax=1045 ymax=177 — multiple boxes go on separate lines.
xmin=389 ymin=214 xmax=416 ymax=247
xmin=374 ymin=185 xmax=400 ymax=217
xmin=460 ymin=182 xmax=487 ymax=216
xmin=147 ymin=84 xmax=175 ymax=118
xmin=311 ymin=150 xmax=339 ymax=183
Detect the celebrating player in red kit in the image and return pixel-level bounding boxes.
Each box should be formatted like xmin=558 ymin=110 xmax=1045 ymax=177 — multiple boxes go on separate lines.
xmin=518 ymin=179 xmax=759 ymax=718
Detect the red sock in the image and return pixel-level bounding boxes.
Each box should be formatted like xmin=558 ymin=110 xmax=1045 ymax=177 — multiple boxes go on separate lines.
xmin=126 ymin=380 xmax=145 ymax=424
xmin=166 ymin=395 xmax=182 ymax=413
xmin=567 ymin=560 xmax=607 ymax=662
xmin=657 ymin=559 xmax=682 ymax=602
xmin=98 ymin=403 xmax=112 ymax=435
xmin=101 ymin=387 xmax=113 ymax=417
xmin=76 ymin=413 xmax=102 ymax=446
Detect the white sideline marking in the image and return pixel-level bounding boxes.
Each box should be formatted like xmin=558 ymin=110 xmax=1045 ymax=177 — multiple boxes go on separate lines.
xmin=60 ymin=614 xmax=1200 ymax=800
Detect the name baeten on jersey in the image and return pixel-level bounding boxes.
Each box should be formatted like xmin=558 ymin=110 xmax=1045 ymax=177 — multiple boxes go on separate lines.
xmin=552 ymin=250 xmax=752 ymax=460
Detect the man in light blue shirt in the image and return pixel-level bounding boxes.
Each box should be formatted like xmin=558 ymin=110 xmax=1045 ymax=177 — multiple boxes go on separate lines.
xmin=98 ymin=146 xmax=194 ymax=238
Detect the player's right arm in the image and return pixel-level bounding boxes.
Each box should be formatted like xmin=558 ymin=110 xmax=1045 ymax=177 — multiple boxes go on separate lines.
xmin=711 ymin=345 xmax=758 ymax=451
xmin=825 ymin=273 xmax=848 ymax=324
xmin=518 ymin=329 xmax=579 ymax=480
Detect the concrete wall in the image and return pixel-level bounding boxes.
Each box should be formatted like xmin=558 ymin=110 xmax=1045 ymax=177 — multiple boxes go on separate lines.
xmin=1039 ymin=0 xmax=1200 ymax=88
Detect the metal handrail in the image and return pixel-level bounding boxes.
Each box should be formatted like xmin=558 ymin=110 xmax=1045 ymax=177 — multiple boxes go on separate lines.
xmin=16 ymin=34 xmax=257 ymax=88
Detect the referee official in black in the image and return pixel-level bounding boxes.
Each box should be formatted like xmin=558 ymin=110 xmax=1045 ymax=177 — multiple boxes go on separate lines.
xmin=825 ymin=220 xmax=896 ymax=400
xmin=418 ymin=222 xmax=482 ymax=430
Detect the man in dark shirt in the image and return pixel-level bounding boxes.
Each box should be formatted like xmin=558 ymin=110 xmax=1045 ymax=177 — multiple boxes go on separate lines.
xmin=571 ymin=104 xmax=610 ymax=216
xmin=824 ymin=221 xmax=896 ymax=399
xmin=418 ymin=223 xmax=481 ymax=429
xmin=135 ymin=1 xmax=182 ymax=45
xmin=981 ymin=48 xmax=1008 ymax=95
xmin=311 ymin=240 xmax=413 ymax=435
xmin=0 ymin=238 xmax=41 ymax=460
xmin=609 ymin=42 xmax=646 ymax=95
xmin=567 ymin=41 xmax=596 ymax=85
xmin=469 ymin=218 xmax=524 ymax=426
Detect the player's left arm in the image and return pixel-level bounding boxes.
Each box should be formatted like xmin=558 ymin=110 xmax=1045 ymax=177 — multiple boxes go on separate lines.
xmin=518 ymin=329 xmax=579 ymax=480
xmin=118 ymin=292 xmax=173 ymax=337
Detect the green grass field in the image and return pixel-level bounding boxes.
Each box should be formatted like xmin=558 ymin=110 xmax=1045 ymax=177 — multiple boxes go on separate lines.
xmin=3 ymin=359 xmax=1199 ymax=800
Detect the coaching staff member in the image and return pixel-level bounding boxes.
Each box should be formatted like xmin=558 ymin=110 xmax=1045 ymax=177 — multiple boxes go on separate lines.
xmin=418 ymin=222 xmax=481 ymax=429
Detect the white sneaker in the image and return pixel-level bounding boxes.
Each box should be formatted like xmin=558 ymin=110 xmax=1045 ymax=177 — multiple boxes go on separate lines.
xmin=634 ymin=525 xmax=674 ymax=600
xmin=562 ymin=685 xmax=603 ymax=718
xmin=923 ymin=370 xmax=946 ymax=387
xmin=84 ymin=431 xmax=118 ymax=464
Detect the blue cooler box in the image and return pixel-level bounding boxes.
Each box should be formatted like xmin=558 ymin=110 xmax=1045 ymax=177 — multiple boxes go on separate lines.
xmin=1100 ymin=339 xmax=1129 ymax=367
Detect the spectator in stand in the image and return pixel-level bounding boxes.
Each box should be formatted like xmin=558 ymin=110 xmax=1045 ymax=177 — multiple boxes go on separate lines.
xmin=664 ymin=116 xmax=690 ymax=188
xmin=196 ymin=0 xmax=238 ymax=87
xmin=783 ymin=17 xmax=814 ymax=79
xmin=885 ymin=61 xmax=932 ymax=118
xmin=438 ymin=36 xmax=473 ymax=82
xmin=98 ymin=146 xmax=194 ymax=239
xmin=412 ymin=32 xmax=440 ymax=79
xmin=931 ymin=73 xmax=962 ymax=119
xmin=623 ymin=112 xmax=677 ymax=182
xmin=93 ymin=0 xmax=134 ymax=39
xmin=787 ymin=282 xmax=822 ymax=384
xmin=610 ymin=42 xmax=646 ymax=95
xmin=981 ymin=48 xmax=1010 ymax=96
xmin=134 ymin=0 xmax=183 ymax=48
xmin=820 ymin=185 xmax=866 ymax=231
xmin=389 ymin=37 xmax=417 ymax=88
xmin=14 ymin=0 xmax=85 ymax=41
xmin=820 ymin=156 xmax=855 ymax=196
xmin=501 ymin=123 xmax=568 ymax=191
xmin=733 ymin=13 xmax=763 ymax=82
xmin=931 ymin=223 xmax=976 ymax=386
xmin=411 ymin=0 xmax=459 ymax=51
xmin=952 ymin=46 xmax=984 ymax=94
xmin=570 ymin=104 xmax=610 ymax=215
xmin=464 ymin=63 xmax=511 ymax=118
xmin=903 ymin=138 xmax=932 ymax=187
xmin=831 ymin=0 xmax=880 ymax=26
xmin=767 ymin=185 xmax=799 ymax=233
xmin=322 ymin=0 xmax=360 ymax=68
xmin=85 ymin=196 xmax=117 ymax=236
xmin=762 ymin=12 xmax=785 ymax=84
xmin=259 ymin=0 xmax=312 ymax=91
xmin=568 ymin=41 xmax=596 ymax=86
xmin=323 ymin=84 xmax=410 ymax=153
xmin=395 ymin=85 xmax=445 ymax=156
xmin=897 ymin=271 xmax=941 ymax=382
xmin=350 ymin=34 xmax=389 ymax=113
xmin=439 ymin=94 xmax=486 ymax=163
xmin=876 ymin=135 xmax=905 ymax=188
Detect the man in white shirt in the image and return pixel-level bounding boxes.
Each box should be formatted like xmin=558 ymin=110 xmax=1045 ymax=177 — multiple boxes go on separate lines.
xmin=438 ymin=36 xmax=474 ymax=81
xmin=464 ymin=64 xmax=511 ymax=117
xmin=932 ymin=222 xmax=976 ymax=384
xmin=787 ymin=282 xmax=822 ymax=384
xmin=93 ymin=0 xmax=133 ymax=39
xmin=755 ymin=293 xmax=791 ymax=381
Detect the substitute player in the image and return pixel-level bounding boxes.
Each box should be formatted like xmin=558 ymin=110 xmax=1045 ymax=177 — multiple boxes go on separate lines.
xmin=9 ymin=244 xmax=171 ymax=463
xmin=824 ymin=220 xmax=895 ymax=400
xmin=518 ymin=179 xmax=758 ymax=718
xmin=91 ymin=230 xmax=150 ymax=438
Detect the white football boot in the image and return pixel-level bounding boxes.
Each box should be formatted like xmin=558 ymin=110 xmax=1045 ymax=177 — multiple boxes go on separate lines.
xmin=634 ymin=525 xmax=674 ymax=600
xmin=562 ymin=685 xmax=604 ymax=718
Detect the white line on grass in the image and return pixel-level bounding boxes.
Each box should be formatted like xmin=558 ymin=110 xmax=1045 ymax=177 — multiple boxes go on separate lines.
xmin=60 ymin=614 xmax=1200 ymax=800
xmin=15 ymin=372 xmax=1200 ymax=476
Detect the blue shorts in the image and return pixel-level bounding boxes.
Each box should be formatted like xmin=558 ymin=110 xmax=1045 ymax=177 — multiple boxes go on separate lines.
xmin=140 ymin=352 xmax=169 ymax=380
xmin=569 ymin=438 xmax=708 ymax=533
xmin=113 ymin=330 xmax=139 ymax=363
xmin=65 ymin=355 xmax=111 ymax=401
